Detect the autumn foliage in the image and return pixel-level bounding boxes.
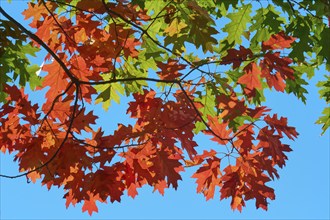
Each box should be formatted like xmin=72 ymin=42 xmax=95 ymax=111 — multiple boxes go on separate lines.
xmin=0 ymin=0 xmax=329 ymax=216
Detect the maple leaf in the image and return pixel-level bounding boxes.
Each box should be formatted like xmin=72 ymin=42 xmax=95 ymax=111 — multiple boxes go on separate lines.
xmin=91 ymin=166 xmax=126 ymax=203
xmin=70 ymin=56 xmax=102 ymax=81
xmin=64 ymin=190 xmax=78 ymax=208
xmin=220 ymin=166 xmax=245 ymax=212
xmin=152 ymin=149 xmax=184 ymax=190
xmin=42 ymin=97 xmax=72 ymax=121
xmin=27 ymin=171 xmax=41 ymax=183
xmin=223 ymin=4 xmax=252 ymax=44
xmin=234 ymin=124 xmax=255 ymax=155
xmin=260 ymin=68 xmax=286 ymax=92
xmin=127 ymin=183 xmax=139 ymax=198
xmin=247 ymin=106 xmax=270 ymax=119
xmin=34 ymin=16 xmax=54 ymax=43
xmin=262 ymin=52 xmax=294 ymax=81
xmin=122 ymin=37 xmax=141 ymax=58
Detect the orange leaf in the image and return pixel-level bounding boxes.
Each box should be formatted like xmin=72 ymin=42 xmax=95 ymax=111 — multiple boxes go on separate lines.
xmin=205 ymin=116 xmax=232 ymax=144
xmin=27 ymin=171 xmax=41 ymax=183
xmin=153 ymin=179 xmax=168 ymax=196
xmin=192 ymin=156 xmax=221 ymax=201
xmin=238 ymin=62 xmax=262 ymax=90
xmin=127 ymin=183 xmax=139 ymax=198
xmin=82 ymin=192 xmax=100 ymax=216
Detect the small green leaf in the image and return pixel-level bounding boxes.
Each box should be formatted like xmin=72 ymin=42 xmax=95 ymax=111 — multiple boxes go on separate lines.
xmin=316 ymin=107 xmax=330 ymax=135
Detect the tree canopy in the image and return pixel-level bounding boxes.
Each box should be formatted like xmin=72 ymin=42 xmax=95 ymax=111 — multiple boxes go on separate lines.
xmin=0 ymin=0 xmax=329 ymax=216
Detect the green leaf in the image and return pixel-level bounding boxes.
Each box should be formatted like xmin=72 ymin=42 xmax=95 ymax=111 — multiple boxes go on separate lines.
xmin=316 ymin=107 xmax=330 ymax=136
xmin=250 ymin=5 xmax=285 ymax=48
xmin=27 ymin=65 xmax=43 ymax=90
xmin=95 ymin=75 xmax=125 ymax=110
xmin=222 ymin=4 xmax=252 ymax=45
xmin=318 ymin=28 xmax=330 ymax=66
xmin=317 ymin=75 xmax=330 ymax=103
xmin=285 ymin=76 xmax=309 ymax=104
xmin=293 ymin=63 xmax=315 ymax=79
xmin=164 ymin=18 xmax=188 ymax=37
xmin=194 ymin=84 xmax=217 ymax=133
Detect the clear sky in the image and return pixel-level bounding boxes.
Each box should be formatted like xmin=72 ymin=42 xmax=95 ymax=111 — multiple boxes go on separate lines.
xmin=0 ymin=1 xmax=329 ymax=219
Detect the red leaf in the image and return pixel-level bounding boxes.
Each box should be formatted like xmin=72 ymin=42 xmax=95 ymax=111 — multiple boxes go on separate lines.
xmin=204 ymin=116 xmax=232 ymax=145
xmin=264 ymin=114 xmax=299 ymax=140
xmin=259 ymin=52 xmax=294 ymax=92
xmin=42 ymin=97 xmax=71 ymax=122
xmin=191 ymin=156 xmax=221 ymax=201
xmin=22 ymin=2 xmax=57 ymax=23
xmin=262 ymin=31 xmax=296 ymax=51
xmin=260 ymin=67 xmax=286 ymax=92
xmin=220 ymin=166 xmax=245 ymax=211
xmin=247 ymin=106 xmax=270 ymax=119
xmin=217 ymin=93 xmax=247 ymax=122
xmin=42 ymin=55 xmax=70 ymax=102
xmin=64 ymin=190 xmax=78 ymax=208
xmin=27 ymin=171 xmax=41 ymax=183
xmin=71 ymin=108 xmax=98 ymax=133
xmin=156 ymin=59 xmax=186 ymax=80
xmin=256 ymin=127 xmax=292 ymax=167
xmin=262 ymin=52 xmax=294 ymax=80
xmin=220 ymin=46 xmax=253 ymax=69
xmin=154 ymin=149 xmax=184 ymax=190
xmin=238 ymin=62 xmax=262 ymax=90
xmin=76 ymin=0 xmax=106 ymax=14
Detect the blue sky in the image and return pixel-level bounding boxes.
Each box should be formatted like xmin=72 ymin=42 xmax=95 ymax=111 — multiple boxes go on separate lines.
xmin=0 ymin=1 xmax=329 ymax=219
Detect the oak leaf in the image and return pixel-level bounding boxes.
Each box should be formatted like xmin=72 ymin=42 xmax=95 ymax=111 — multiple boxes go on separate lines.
xmin=238 ymin=62 xmax=262 ymax=90
xmin=262 ymin=31 xmax=296 ymax=51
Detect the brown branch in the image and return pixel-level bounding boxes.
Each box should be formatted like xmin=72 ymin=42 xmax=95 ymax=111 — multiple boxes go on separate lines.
xmin=288 ymin=0 xmax=325 ymax=20
xmin=79 ymin=77 xmax=179 ymax=85
xmin=71 ymin=132 xmax=150 ymax=150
